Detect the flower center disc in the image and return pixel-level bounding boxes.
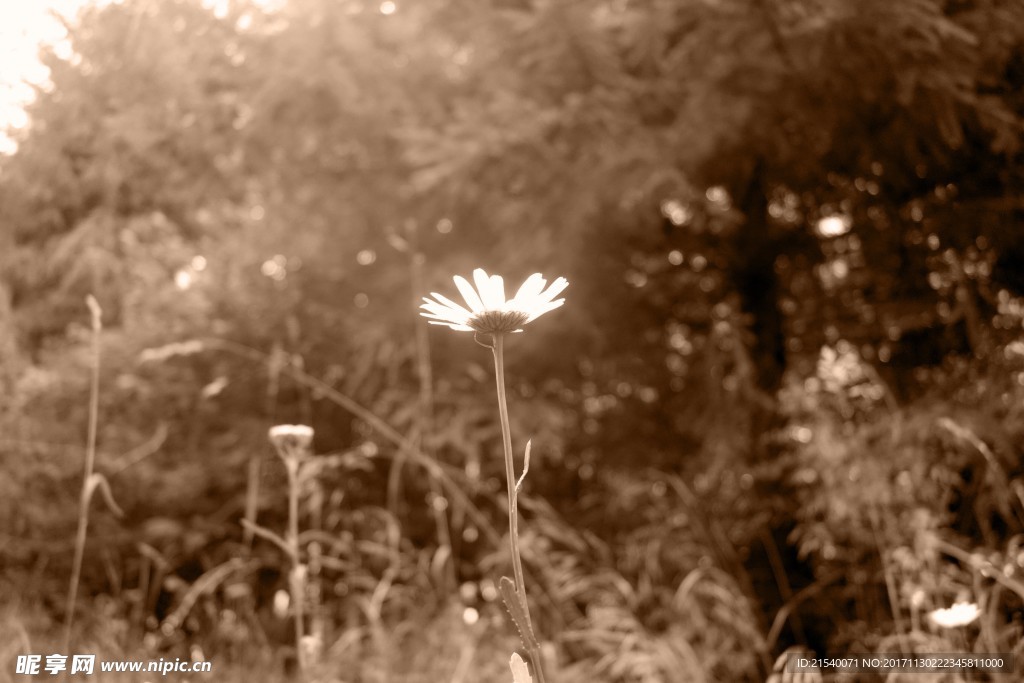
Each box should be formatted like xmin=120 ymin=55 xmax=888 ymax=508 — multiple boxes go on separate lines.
xmin=468 ymin=310 xmax=530 ymax=334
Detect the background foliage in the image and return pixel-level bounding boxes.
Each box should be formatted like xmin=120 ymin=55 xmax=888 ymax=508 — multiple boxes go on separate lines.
xmin=3 ymin=0 xmax=1024 ymax=680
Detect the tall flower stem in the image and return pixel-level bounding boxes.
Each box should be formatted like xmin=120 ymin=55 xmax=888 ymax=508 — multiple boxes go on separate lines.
xmin=492 ymin=334 xmax=526 ymax=597
xmin=491 ymin=333 xmax=546 ymax=683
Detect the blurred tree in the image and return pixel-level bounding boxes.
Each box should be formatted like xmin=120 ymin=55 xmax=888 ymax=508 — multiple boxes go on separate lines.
xmin=400 ymin=0 xmax=1024 ymax=391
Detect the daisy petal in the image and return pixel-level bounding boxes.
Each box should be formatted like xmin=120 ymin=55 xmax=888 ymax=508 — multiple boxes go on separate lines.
xmin=418 ymin=305 xmax=444 ymax=315
xmin=430 ymin=292 xmax=472 ymax=316
xmin=513 ymin=273 xmax=546 ymax=304
xmin=473 ymin=269 xmax=502 ymax=310
xmin=453 ymin=275 xmax=485 ymax=312
xmin=490 ymin=274 xmax=506 ymax=309
xmin=525 ymin=298 xmax=565 ymax=322
xmin=421 ymin=301 xmax=469 ymax=319
xmin=420 ymin=312 xmax=468 ymax=324
xmin=428 ymin=320 xmax=474 ymax=331
xmin=537 ymin=277 xmax=569 ymax=303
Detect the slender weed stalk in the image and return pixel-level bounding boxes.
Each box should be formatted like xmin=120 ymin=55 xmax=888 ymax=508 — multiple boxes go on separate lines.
xmin=244 ymin=344 xmax=285 ymax=549
xmin=285 ymin=451 xmax=308 ymax=672
xmin=387 ymin=222 xmax=456 ymax=594
xmin=62 ymin=296 xmax=123 ymax=660
xmin=251 ymin=424 xmax=316 ymax=677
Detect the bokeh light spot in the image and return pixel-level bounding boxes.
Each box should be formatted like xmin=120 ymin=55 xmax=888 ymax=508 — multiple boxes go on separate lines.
xmin=817 ymin=215 xmax=851 ymax=237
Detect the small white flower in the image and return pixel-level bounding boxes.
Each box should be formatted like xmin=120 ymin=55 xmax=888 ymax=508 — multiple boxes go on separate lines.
xmin=928 ymin=601 xmax=980 ymax=628
xmin=421 ymin=268 xmax=568 ymax=334
xmin=268 ymin=424 xmax=314 ymax=454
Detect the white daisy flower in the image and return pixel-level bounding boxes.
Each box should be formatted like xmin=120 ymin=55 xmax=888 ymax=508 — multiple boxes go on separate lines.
xmin=268 ymin=424 xmax=314 ymax=455
xmin=928 ymin=601 xmax=980 ymax=628
xmin=421 ymin=268 xmax=568 ymax=334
